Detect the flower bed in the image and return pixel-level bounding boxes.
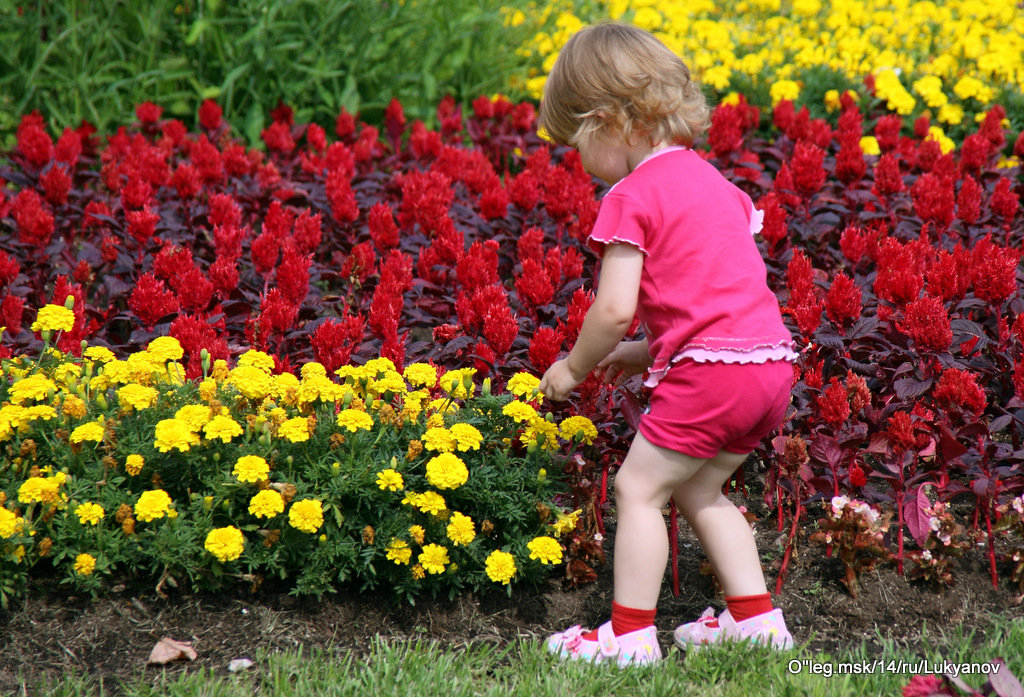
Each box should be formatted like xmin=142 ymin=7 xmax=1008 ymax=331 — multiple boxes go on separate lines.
xmin=1 ymin=90 xmax=1024 ymax=600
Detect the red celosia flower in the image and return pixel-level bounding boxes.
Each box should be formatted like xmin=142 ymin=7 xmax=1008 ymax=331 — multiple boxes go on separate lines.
xmin=171 ymin=162 xmax=201 ymax=199
xmin=845 ymin=371 xmax=871 ymax=413
xmin=385 ymin=97 xmax=407 ymax=144
xmin=292 ymin=209 xmax=322 ymax=256
xmin=914 ymin=138 xmax=941 ymax=172
xmin=873 ymin=114 xmax=902 ymax=152
xmin=508 ymin=170 xmax=541 ymax=211
xmin=311 ymin=313 xmax=365 ymax=373
xmin=17 ymin=117 xmax=54 ymax=167
xmin=335 ymin=108 xmax=357 ymax=140
xmin=970 ymin=235 xmax=1020 ymax=306
xmin=398 ymin=170 xmax=453 ymax=233
xmin=153 ymin=243 xmax=194 ymax=282
xmin=562 ymin=247 xmax=584 ymax=281
xmin=40 ymin=164 xmax=71 ymax=206
xmin=457 ymin=240 xmax=500 ymax=291
xmin=353 ymin=125 xmax=381 ymax=162
xmin=190 ymin=135 xmax=224 ymax=184
xmin=1014 ymin=130 xmax=1024 ymax=159
xmin=306 ymin=123 xmax=326 ymax=153
xmin=258 ymin=288 xmax=298 ymax=337
xmin=874 ymin=238 xmax=924 ymax=306
xmin=326 ymin=167 xmax=359 ymax=224
xmin=897 ymin=294 xmax=952 ymax=352
xmin=82 ymin=200 xmax=112 ymax=230
xmin=544 ymin=247 xmax=563 ymax=288
xmin=135 ymin=102 xmax=163 ymax=124
xmin=368 ymin=283 xmax=402 ymax=341
xmin=848 ymin=460 xmax=867 ymax=488
xmin=0 ymin=294 xmax=24 ymax=336
xmin=925 ymin=246 xmax=970 ymax=302
xmin=887 ymin=411 xmax=917 ymax=452
xmin=409 ymin=121 xmax=443 ymax=160
xmin=198 ymin=99 xmax=222 ymax=130
xmin=120 ymin=176 xmax=152 ymax=210
xmin=342 ymin=241 xmax=376 ymax=284
xmin=516 ymin=258 xmax=555 ymax=308
xmin=528 ymin=325 xmax=564 ymax=372
xmin=785 ymin=248 xmax=816 ymax=306
xmin=128 ymin=272 xmax=179 ymax=328
xmin=933 ymin=368 xmax=986 ymax=416
xmin=956 ymin=176 xmax=982 ymax=225
xmin=432 ymin=146 xmax=498 ymax=194
xmin=772 ymin=162 xmax=801 ymax=208
xmin=513 ymin=102 xmax=536 ymax=131
xmin=817 ymin=378 xmax=851 ymax=429
xmin=126 ymin=207 xmax=159 ymax=245
xmin=564 ymin=288 xmax=593 ymax=341
xmin=381 ymin=249 xmax=414 ymax=292
xmin=367 ymin=202 xmax=399 ymax=250
xmin=479 ymin=186 xmax=509 ymax=220
xmin=55 ymin=127 xmax=82 ymax=166
xmin=222 ymin=144 xmax=253 ymax=177
xmin=160 ymin=119 xmax=187 ymax=149
xmin=835 ymin=133 xmax=866 ymax=184
xmin=325 ymin=142 xmax=355 ymax=178
xmin=772 ymin=99 xmax=795 ymax=133
xmin=734 ymin=150 xmax=762 ymax=181
xmin=209 ymin=256 xmax=239 ymax=297
xmin=757 ymin=192 xmax=787 ymax=254
xmin=913 ymin=115 xmax=930 ymax=140
xmin=456 ymin=284 xmax=506 ymax=333
xmin=838 ymin=225 xmax=869 ymax=265
xmin=169 ymin=313 xmax=230 ymax=379
xmin=803 ymin=358 xmax=824 ymax=390
xmin=910 ymin=172 xmax=954 ymax=228
xmin=824 ymin=271 xmax=862 ymax=328
xmin=990 ymin=176 xmax=1020 ymax=225
xmin=1014 ymin=361 xmax=1024 ymax=401
xmin=472 ymin=95 xmax=494 ymax=120
xmin=0 ymin=251 xmax=20 ymax=288
xmin=12 ymin=189 xmax=54 ymax=249
xmin=901 ymin=674 xmax=951 ymax=697
xmin=518 ymin=226 xmax=546 ymax=265
xmin=433 ymin=323 xmax=460 ymax=343
xmin=208 ymin=193 xmax=242 ymax=228
xmin=958 ymin=133 xmax=990 ymax=175
xmin=482 ymin=301 xmax=519 ymax=355
xmin=251 ymin=227 xmax=282 ymax=277
xmin=871 ymin=152 xmax=904 ymax=199
xmin=437 ymin=95 xmax=463 ymax=136
xmin=262 ymin=200 xmax=294 ymax=238
xmin=262 ymin=121 xmax=295 ymax=153
xmin=277 ymin=247 xmax=312 ymax=306
xmin=979 ymin=105 xmax=1006 ymax=150
xmin=100 ymin=234 xmax=119 ymax=264
xmin=213 ymin=223 xmax=247 ymax=261
xmin=708 ymin=103 xmax=745 ymax=156
xmin=471 ymin=340 xmax=497 ymax=375
xmin=174 ymin=266 xmax=214 ymax=314
xmin=787 ymin=298 xmax=823 ymax=338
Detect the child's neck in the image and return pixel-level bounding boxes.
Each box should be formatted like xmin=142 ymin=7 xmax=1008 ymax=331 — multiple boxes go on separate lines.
xmin=626 ymin=140 xmax=672 ymax=174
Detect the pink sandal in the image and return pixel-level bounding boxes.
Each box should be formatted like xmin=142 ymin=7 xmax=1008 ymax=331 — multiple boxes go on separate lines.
xmin=547 ymin=621 xmax=662 ymax=667
xmin=673 ymin=608 xmax=794 ymax=651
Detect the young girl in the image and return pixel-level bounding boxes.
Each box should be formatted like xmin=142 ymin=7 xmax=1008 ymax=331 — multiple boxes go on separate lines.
xmin=537 ymin=22 xmax=799 ymax=666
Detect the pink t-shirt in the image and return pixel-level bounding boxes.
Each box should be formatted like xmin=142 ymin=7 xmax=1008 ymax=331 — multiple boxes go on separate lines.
xmin=587 ymin=147 xmax=797 ymax=387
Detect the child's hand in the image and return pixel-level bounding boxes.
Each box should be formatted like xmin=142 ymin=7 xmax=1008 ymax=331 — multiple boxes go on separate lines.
xmin=597 ymin=340 xmax=652 ymax=387
xmin=539 ymin=358 xmax=584 ymax=402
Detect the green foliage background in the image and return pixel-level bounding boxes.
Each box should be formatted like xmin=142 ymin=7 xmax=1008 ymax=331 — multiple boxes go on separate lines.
xmin=0 ymin=0 xmax=543 ymax=142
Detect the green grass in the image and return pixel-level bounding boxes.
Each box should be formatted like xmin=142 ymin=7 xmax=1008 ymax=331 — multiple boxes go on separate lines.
xmin=20 ymin=617 xmax=1024 ymax=697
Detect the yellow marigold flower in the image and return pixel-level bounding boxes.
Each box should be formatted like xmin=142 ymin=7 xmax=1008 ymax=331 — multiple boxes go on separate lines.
xmin=70 ymin=421 xmax=105 ymax=444
xmin=125 ymin=454 xmax=145 ymax=476
xmin=300 ymin=362 xmax=327 ymax=380
xmin=403 ymin=363 xmax=438 ymax=389
xmin=198 ymin=377 xmax=219 ymax=402
xmin=227 ymin=365 xmax=273 ymax=400
xmin=237 ymin=349 xmax=275 ymax=373
xmin=0 ymin=508 xmax=25 ymax=538
xmin=75 ymin=502 xmax=105 ymax=526
xmin=410 ymin=491 xmax=447 ymax=516
xmin=506 ymin=372 xmax=541 ymax=400
xmin=405 ymin=525 xmax=424 ymax=545
xmin=422 ymin=427 xmax=457 ymax=453
xmin=364 ymin=357 xmax=397 ymax=375
xmin=271 ymin=372 xmax=300 ymax=405
xmin=154 ymin=418 xmax=200 ymax=453
xmin=278 ymin=417 xmax=310 ymax=443
xmin=769 ymin=79 xmax=800 ymax=106
xmin=60 ymin=394 xmax=87 ymax=419
xmin=51 ymin=362 xmax=81 ymax=386
xmin=233 ymin=455 xmax=270 ymax=483
xmin=204 ymin=414 xmax=243 ymax=443
xmin=175 ymin=404 xmax=211 ymax=431
xmin=147 ymin=336 xmax=184 ymax=362
xmin=860 ymin=136 xmax=881 ymax=157
xmin=376 ymin=468 xmax=404 ymax=492
xmin=9 ymin=374 xmax=57 ymax=404
xmin=485 ymin=549 xmax=516 ymax=585
xmin=522 ymin=417 xmax=559 ymax=451
xmin=411 ymin=563 xmax=425 ymax=580
xmin=449 ymin=423 xmax=483 ymax=451
xmin=502 ymin=400 xmax=538 ymax=423
xmin=204 ymin=525 xmax=245 ymax=562
xmin=288 ymin=499 xmax=324 ymax=533
xmin=73 ymin=552 xmax=96 ymax=576
xmin=117 ymin=383 xmax=159 ymax=410
xmin=18 ymin=476 xmax=61 ymax=504
xmin=248 ymin=490 xmax=285 ymax=518
xmin=26 ymin=405 xmax=56 ymax=423
xmin=938 ymin=103 xmax=965 ymax=126
xmin=926 ymin=126 xmax=955 ymax=155
xmin=31 ymin=304 xmax=75 ymax=333
xmin=527 ymin=536 xmax=563 ymax=565
xmin=425 ymin=453 xmax=469 ymax=490
xmin=446 ymin=512 xmax=475 ymax=546
xmin=418 ymin=543 xmax=450 ymax=574
xmin=134 ymin=489 xmax=172 ymax=522
xmin=386 ymin=539 xmax=412 ymax=565
xmin=552 ymin=509 xmax=581 ymax=536
xmin=439 ymin=368 xmax=476 ymax=399
xmin=336 ymin=408 xmax=374 ymax=433
xmin=559 ymin=416 xmax=598 ymax=445
xmin=823 ymin=89 xmax=841 ymax=112
xmin=84 ymin=346 xmax=116 ymax=363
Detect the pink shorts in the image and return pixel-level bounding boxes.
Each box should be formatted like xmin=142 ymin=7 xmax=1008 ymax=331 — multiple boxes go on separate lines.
xmin=638 ymin=359 xmax=793 ymax=459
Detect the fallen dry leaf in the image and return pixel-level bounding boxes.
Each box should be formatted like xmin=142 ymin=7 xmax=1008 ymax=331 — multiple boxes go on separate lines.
xmin=147 ymin=637 xmax=198 ymax=665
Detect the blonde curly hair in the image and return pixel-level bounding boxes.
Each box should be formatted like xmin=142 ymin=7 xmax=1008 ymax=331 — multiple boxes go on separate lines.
xmin=538 ymin=22 xmax=709 ymax=150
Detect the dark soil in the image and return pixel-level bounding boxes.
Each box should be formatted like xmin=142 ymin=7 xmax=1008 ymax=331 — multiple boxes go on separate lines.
xmin=2 ymin=471 xmax=1022 ymax=695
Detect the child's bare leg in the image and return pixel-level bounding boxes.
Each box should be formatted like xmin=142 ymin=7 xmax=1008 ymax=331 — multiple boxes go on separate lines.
xmin=611 ymin=432 xmax=709 ymax=609
xmin=671 ymin=451 xmax=768 ymax=597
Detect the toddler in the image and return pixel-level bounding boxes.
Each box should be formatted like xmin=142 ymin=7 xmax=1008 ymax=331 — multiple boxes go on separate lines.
xmin=537 ymin=22 xmax=798 ymax=666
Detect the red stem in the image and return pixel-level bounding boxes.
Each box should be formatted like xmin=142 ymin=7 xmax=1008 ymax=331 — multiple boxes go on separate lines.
xmin=774 ymin=502 xmax=802 ymax=595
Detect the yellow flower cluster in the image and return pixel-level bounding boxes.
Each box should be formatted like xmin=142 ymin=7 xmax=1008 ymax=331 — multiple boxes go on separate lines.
xmin=485 ymin=549 xmax=517 ymax=585
xmin=519 ymin=0 xmax=1023 ymax=122
xmin=204 ymin=525 xmax=245 ymax=562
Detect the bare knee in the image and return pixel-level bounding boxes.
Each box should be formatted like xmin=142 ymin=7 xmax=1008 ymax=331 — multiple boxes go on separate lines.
xmin=613 ymin=463 xmax=668 ymax=510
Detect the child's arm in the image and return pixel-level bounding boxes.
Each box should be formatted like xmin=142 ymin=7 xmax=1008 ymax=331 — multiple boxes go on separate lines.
xmin=539 ymin=243 xmax=643 ymax=401
xmin=597 ymin=338 xmax=652 ymax=386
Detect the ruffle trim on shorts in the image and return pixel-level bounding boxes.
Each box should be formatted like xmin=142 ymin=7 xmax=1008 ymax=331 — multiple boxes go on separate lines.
xmin=644 ymin=343 xmax=799 ymax=388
